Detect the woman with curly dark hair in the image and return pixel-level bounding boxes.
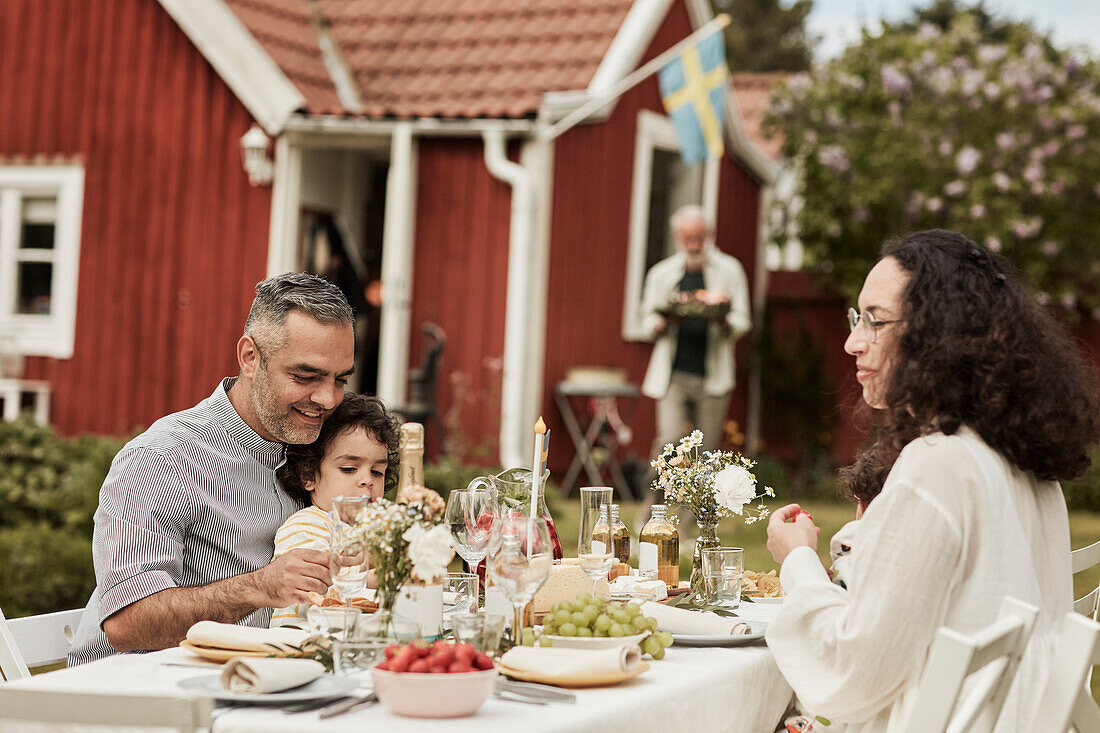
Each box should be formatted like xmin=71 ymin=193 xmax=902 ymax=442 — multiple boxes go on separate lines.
xmin=765 ymin=229 xmax=1100 ymax=732
xmin=269 ymin=392 xmax=399 ymax=627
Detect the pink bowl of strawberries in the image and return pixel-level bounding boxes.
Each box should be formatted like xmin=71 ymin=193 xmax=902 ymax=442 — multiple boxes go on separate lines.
xmin=371 ymin=640 xmax=498 ymax=718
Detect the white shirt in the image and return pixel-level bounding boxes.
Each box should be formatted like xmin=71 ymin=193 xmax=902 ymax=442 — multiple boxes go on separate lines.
xmin=766 ymin=427 xmax=1072 ymax=732
xmin=639 ymin=248 xmax=752 ymax=399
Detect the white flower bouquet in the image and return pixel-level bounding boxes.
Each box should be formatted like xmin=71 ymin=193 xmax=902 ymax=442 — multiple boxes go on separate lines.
xmin=354 ymin=498 xmax=454 ymax=612
xmin=650 ymin=430 xmax=773 ymax=527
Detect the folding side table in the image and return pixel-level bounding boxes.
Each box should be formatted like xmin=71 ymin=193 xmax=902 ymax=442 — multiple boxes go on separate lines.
xmin=554 ymin=379 xmax=639 ymax=497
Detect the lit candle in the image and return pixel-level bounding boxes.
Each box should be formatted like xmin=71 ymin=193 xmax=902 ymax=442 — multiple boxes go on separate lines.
xmin=529 ymin=417 xmax=547 ymax=557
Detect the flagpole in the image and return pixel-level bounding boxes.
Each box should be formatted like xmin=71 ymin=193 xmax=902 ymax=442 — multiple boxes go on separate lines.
xmin=540 ymin=14 xmax=731 ymax=142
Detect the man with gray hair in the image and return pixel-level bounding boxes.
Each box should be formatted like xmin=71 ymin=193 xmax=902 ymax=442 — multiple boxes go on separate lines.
xmin=640 ymin=204 xmax=751 ymax=460
xmin=69 ymin=272 xmax=355 ymax=665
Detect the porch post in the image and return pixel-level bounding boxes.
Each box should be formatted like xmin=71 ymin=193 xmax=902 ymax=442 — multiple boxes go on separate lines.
xmin=377 ymin=122 xmax=418 ymax=407
xmin=265 ymin=136 xmax=302 ymax=276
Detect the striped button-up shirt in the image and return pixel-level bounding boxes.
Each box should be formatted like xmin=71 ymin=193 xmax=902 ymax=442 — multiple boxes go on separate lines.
xmin=68 ymin=378 xmax=301 ymax=666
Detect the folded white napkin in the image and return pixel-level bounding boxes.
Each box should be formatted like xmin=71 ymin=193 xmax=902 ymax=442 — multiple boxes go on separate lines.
xmin=186 ymin=621 xmax=309 ymax=652
xmin=220 ymin=657 xmax=324 ymax=694
xmin=499 ymin=645 xmax=641 ymax=677
xmin=609 ymin=576 xmax=668 ymax=601
xmin=640 ymin=601 xmax=751 ymax=636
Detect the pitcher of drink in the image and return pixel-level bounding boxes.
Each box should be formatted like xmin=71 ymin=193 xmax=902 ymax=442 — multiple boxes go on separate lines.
xmin=466 ymin=468 xmax=563 ymax=584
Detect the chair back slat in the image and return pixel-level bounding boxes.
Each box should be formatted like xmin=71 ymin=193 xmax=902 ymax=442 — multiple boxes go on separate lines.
xmin=7 ymin=608 xmax=83 ymax=668
xmin=0 ymin=607 xmax=31 ymax=681
xmin=0 ymin=688 xmax=214 ymax=733
xmin=1076 ymin=586 xmax=1100 ymax=618
xmin=901 ymin=597 xmax=1037 ymax=733
xmin=1072 ymin=539 xmax=1100 ymax=574
xmin=1028 ymin=613 xmax=1100 ymax=733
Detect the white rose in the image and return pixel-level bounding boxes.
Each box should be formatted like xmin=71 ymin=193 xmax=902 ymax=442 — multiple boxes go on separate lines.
xmin=404 ymin=524 xmax=455 ymax=582
xmin=713 ymin=465 xmax=757 ymax=515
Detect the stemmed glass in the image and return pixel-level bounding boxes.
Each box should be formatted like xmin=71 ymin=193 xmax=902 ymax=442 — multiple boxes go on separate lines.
xmin=489 ymin=516 xmax=552 ymax=639
xmin=329 ymin=495 xmax=370 ymax=599
xmin=577 ymin=487 xmax=615 ymax=596
xmin=446 ymin=488 xmax=494 ymax=571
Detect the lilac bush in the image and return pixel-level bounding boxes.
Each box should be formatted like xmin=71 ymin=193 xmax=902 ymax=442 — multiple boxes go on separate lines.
xmin=765 ymin=16 xmax=1100 ymax=317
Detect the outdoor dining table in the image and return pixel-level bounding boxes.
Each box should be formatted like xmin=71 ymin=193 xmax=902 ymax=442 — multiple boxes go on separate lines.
xmin=1 ymin=604 xmax=793 ymax=733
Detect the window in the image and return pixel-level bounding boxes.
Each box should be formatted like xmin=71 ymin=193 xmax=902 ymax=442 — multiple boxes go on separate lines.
xmin=621 ymin=111 xmax=718 ymax=341
xmin=0 ymin=165 xmax=84 ymax=358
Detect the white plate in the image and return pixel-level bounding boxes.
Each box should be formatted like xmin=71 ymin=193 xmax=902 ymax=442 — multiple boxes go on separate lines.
xmin=177 ymin=674 xmax=360 ymax=704
xmin=671 ymin=621 xmax=768 ymax=647
xmin=542 ymin=632 xmax=648 ymax=649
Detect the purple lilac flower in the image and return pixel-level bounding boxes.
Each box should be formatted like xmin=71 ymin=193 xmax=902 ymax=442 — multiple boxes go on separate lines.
xmin=956 ymin=147 xmax=981 ymax=176
xmin=993 ymin=172 xmax=1012 ymax=192
xmin=818 ymin=145 xmax=849 ymax=172
xmin=978 ymin=45 xmax=1008 ymax=64
xmin=939 ymin=140 xmax=953 ymax=157
xmin=970 ymin=204 xmax=986 ymax=219
xmin=983 ymin=82 xmax=1001 ymax=99
xmin=1067 ymin=124 xmax=1086 ymax=140
xmin=1012 ymin=218 xmax=1042 ymax=238
xmin=986 ymin=236 xmax=1002 ymax=252
xmin=1023 ymin=162 xmax=1043 ymax=183
xmin=996 ymin=132 xmax=1016 ymax=150
xmin=926 ymin=197 xmax=944 ymax=213
xmin=944 ymin=180 xmax=966 ymax=197
xmin=881 ymin=66 xmax=912 ymax=96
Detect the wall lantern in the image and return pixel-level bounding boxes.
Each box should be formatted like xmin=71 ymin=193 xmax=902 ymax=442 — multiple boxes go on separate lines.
xmin=240 ymin=124 xmax=274 ymax=186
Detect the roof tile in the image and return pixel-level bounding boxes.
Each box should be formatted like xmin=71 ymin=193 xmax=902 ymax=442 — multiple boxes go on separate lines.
xmin=223 ymin=0 xmax=636 ymax=119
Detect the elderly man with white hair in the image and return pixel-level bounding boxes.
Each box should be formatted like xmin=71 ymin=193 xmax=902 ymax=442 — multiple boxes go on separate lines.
xmin=640 ymin=204 xmax=751 ymax=458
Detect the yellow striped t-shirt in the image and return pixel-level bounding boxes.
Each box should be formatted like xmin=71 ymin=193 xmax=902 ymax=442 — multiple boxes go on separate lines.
xmin=269 ymin=505 xmax=332 ymax=628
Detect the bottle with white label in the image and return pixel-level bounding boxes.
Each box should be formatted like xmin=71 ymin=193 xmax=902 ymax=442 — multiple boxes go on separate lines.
xmin=638 ymin=504 xmax=679 ymax=588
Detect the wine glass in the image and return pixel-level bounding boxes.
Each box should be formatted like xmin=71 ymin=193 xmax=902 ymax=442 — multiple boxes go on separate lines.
xmin=489 ymin=516 xmax=552 ymax=639
xmin=446 ymin=488 xmax=494 ymax=569
xmin=328 ymin=495 xmax=371 ymax=599
xmin=578 ymin=487 xmax=615 ymax=596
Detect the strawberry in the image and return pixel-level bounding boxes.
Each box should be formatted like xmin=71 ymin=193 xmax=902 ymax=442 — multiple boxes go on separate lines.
xmin=390 ymin=650 xmax=415 ymax=673
xmin=408 ymin=659 xmax=430 ymax=674
xmin=429 ymin=646 xmax=455 ymax=667
xmin=474 ymin=652 xmax=494 ymax=670
xmin=383 ymin=644 xmax=401 ymax=660
xmin=448 ymin=661 xmax=473 ymax=673
xmin=375 ymin=660 xmax=391 ymax=671
xmin=455 ymin=644 xmax=477 ymax=665
xmin=429 ymin=663 xmax=448 ymax=674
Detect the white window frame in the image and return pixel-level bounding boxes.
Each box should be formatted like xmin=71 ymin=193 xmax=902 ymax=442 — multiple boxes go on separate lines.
xmin=621 ymin=110 xmax=719 ymax=341
xmin=0 ymin=165 xmax=85 ymax=359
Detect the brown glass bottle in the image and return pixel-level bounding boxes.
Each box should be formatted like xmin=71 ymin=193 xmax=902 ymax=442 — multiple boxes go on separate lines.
xmin=594 ymin=504 xmax=631 ymax=579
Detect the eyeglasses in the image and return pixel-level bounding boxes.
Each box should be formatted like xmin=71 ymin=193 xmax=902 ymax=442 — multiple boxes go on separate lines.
xmin=846 ymin=307 xmax=902 ymax=343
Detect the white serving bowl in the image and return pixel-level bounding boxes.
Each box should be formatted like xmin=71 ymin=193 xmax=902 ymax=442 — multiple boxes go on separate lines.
xmin=370 ymin=665 xmax=497 ymax=718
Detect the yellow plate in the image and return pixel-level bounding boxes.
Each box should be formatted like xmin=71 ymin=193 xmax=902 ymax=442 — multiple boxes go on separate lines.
xmin=496 ymin=661 xmax=649 ymax=688
xmin=178 ymin=641 xmax=274 ymax=663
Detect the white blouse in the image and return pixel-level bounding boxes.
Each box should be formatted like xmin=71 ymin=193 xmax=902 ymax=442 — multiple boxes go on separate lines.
xmin=766 ymin=427 xmax=1072 ymax=732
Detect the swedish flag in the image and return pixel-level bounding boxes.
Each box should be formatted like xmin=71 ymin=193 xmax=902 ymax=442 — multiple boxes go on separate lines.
xmin=658 ymin=30 xmax=728 ymax=165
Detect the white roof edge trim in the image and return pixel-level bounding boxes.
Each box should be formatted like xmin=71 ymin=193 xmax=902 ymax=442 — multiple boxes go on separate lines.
xmin=587 ymin=0 xmax=674 ymax=97
xmin=157 ymin=0 xmax=306 ymax=135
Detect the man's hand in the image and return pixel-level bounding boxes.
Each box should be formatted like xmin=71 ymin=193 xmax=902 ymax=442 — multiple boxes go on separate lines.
xmin=248 ymin=549 xmax=332 ymax=607
xmin=766 ymin=503 xmax=820 ymax=564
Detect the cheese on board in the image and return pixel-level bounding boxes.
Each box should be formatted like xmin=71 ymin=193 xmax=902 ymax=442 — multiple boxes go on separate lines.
xmin=532 ymin=560 xmax=610 ymax=613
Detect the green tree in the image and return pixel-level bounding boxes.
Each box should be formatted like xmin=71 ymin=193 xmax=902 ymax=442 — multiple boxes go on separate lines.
xmin=764 ymin=12 xmax=1100 ymax=318
xmin=713 ymin=0 xmax=815 ymax=72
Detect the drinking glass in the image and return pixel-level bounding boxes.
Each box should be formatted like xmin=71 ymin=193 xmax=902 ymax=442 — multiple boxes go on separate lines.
xmin=702 ymin=546 xmax=744 ymax=610
xmin=332 ymin=638 xmax=388 ymax=677
xmin=577 ymin=487 xmax=615 ymax=595
xmin=331 ymin=495 xmax=370 ymax=525
xmin=444 ymin=572 xmax=479 ymax=622
xmin=452 ymin=612 xmax=506 ymax=656
xmin=489 ymin=516 xmax=552 ymax=638
xmin=329 ymin=521 xmax=368 ymax=599
xmin=446 ymin=488 xmax=494 ymax=568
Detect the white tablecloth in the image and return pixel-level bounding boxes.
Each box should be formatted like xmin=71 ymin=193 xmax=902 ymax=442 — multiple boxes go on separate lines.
xmin=2 ymin=603 xmax=792 ymax=733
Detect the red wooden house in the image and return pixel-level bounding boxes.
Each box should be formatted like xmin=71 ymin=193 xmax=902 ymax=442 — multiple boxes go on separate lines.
xmin=0 ymin=0 xmax=775 ymax=478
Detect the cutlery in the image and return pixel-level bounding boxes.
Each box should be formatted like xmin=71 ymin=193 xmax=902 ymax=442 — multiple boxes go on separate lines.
xmin=317 ymin=693 xmax=378 ymax=719
xmin=496 ymin=679 xmax=577 ymax=703
xmin=492 ymin=690 xmax=547 ymax=705
xmin=281 ymin=697 xmax=351 ymax=714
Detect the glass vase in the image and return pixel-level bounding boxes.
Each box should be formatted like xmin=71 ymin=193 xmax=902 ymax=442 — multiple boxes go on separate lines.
xmin=356 ymin=587 xmax=419 ymax=642
xmin=689 ymin=516 xmax=721 ymax=596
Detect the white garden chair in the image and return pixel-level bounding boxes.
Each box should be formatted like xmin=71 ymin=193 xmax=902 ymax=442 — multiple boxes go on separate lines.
xmin=1073 ymin=539 xmax=1100 ymax=621
xmin=900 ymin=596 xmax=1038 ymax=733
xmin=0 ymin=606 xmax=83 ymax=680
xmin=1027 ymin=611 xmax=1100 ymax=733
xmin=0 ymin=688 xmax=214 ymax=732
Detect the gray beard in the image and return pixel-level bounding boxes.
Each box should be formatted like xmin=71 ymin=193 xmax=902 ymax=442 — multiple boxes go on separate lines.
xmin=251 ymin=370 xmax=323 ymax=444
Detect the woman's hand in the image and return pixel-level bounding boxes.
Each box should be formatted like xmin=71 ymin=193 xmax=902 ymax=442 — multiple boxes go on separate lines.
xmin=767 ymin=503 xmax=820 ymax=564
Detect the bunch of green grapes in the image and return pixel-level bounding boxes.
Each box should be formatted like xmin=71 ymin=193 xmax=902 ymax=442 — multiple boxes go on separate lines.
xmin=519 ymin=593 xmax=675 ymax=659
